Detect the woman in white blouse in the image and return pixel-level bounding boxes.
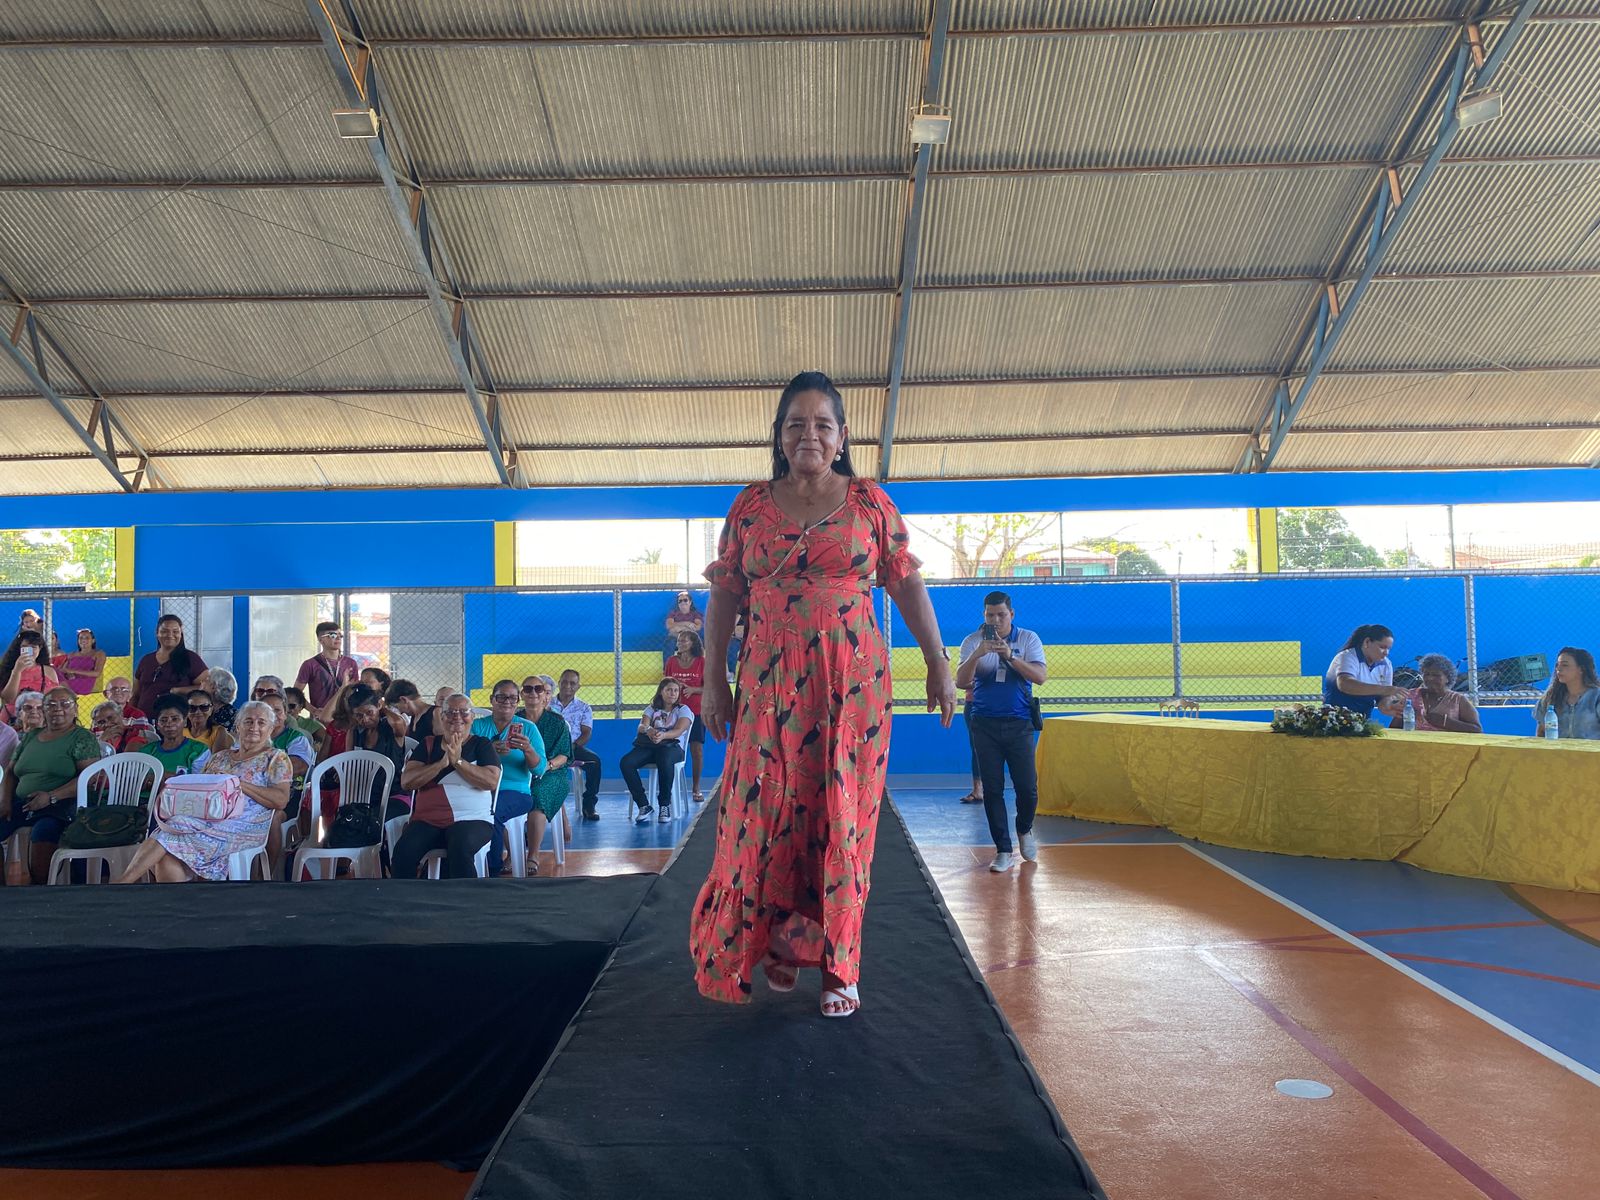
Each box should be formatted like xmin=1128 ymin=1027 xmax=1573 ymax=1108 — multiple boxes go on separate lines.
xmin=1323 ymin=623 xmax=1408 ymax=719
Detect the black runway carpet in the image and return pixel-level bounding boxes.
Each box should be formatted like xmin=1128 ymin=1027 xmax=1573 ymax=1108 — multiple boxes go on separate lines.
xmin=470 ymin=800 xmax=1106 ymax=1200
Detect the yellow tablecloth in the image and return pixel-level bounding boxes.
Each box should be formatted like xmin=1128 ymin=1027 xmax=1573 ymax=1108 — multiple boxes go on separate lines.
xmin=1036 ymin=714 xmax=1600 ymax=893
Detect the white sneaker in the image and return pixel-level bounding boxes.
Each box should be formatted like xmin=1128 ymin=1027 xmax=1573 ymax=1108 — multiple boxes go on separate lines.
xmin=1019 ymin=833 xmax=1039 ymax=862
xmin=989 ymin=851 xmax=1016 ymax=873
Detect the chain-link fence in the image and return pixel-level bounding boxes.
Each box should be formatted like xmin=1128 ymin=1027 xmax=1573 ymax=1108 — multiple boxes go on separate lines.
xmin=4 ymin=571 xmax=1590 ymax=730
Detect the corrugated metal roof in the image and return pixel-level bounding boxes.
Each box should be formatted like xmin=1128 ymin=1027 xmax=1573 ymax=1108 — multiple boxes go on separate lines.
xmin=0 ymin=188 xmax=419 ymax=301
xmin=1381 ymin=161 xmax=1600 ymax=275
xmin=1274 ymin=428 xmax=1600 ymax=470
xmin=472 ymin=294 xmax=893 ymax=386
xmin=919 ymin=168 xmax=1372 ymax=284
xmin=0 ymin=395 xmax=97 ymax=455
xmin=935 ymin=25 xmax=1452 ymax=170
xmin=1326 ymin=277 xmax=1600 ymax=372
xmin=379 ymin=39 xmax=920 ymax=179
xmin=0 ymin=456 xmax=126 ymax=496
xmin=153 ymin=449 xmax=505 ymax=491
xmin=893 ymin=378 xmax=1268 ymax=438
xmin=890 ymin=433 xmax=1243 ymax=478
xmin=907 ymin=283 xmax=1319 ymax=379
xmin=516 ymin=445 xmax=778 ymax=486
xmin=1301 ymin=370 xmax=1600 ymax=431
xmin=0 ymin=48 xmax=371 ymax=184
xmin=360 ymin=0 xmax=922 ymax=38
xmin=434 ymin=180 xmax=901 ymax=292
xmin=951 ymin=1 xmax=1474 ymax=31
xmin=1450 ymin=23 xmax=1600 ymax=158
xmin=104 ymin=393 xmax=485 ymax=455
xmin=3 ymin=0 xmax=313 ymax=39
xmin=34 ymin=300 xmax=457 ymax=393
xmin=502 ymin=387 xmax=884 ymax=447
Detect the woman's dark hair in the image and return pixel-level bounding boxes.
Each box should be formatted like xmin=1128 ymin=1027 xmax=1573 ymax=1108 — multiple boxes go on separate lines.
xmin=152 ymin=693 xmax=189 ymax=722
xmin=674 ymin=630 xmax=704 ymax=657
xmin=770 ymin=371 xmax=855 ymax=480
xmin=361 ymin=666 xmax=393 ymax=692
xmin=77 ymin=628 xmax=97 ymax=650
xmin=345 ymin=683 xmax=380 ymax=712
xmin=385 ymin=679 xmax=420 ymax=704
xmin=1542 ymin=646 xmax=1600 ymax=710
xmin=0 ymin=628 xmax=49 ymax=682
xmin=651 ymin=677 xmax=684 ymax=710
xmin=156 ymin=613 xmax=193 ymax=678
xmin=1339 ymin=624 xmax=1394 ymax=654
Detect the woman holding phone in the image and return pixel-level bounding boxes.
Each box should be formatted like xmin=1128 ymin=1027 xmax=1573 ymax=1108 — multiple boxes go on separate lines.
xmin=0 ymin=629 xmax=61 ymax=712
xmin=473 ymin=679 xmax=546 ymax=875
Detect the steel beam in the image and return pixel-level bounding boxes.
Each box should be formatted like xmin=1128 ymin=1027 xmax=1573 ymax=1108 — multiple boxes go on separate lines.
xmin=304 ymin=0 xmax=518 ymax=487
xmin=1241 ymin=2 xmax=1542 ymax=472
xmin=0 ymin=273 xmax=170 ymax=491
xmin=878 ymin=0 xmax=953 ymax=481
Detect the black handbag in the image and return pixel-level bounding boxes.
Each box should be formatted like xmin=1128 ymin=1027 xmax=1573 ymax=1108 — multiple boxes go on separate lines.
xmin=59 ymin=804 xmax=146 ymax=850
xmin=325 ymin=803 xmax=382 ymax=848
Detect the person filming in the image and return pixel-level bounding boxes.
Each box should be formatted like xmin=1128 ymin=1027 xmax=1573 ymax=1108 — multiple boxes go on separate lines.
xmin=955 ymin=591 xmax=1047 ymax=874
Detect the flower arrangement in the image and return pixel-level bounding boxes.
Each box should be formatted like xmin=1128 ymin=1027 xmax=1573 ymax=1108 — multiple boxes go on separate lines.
xmin=1270 ymin=703 xmax=1382 ymax=738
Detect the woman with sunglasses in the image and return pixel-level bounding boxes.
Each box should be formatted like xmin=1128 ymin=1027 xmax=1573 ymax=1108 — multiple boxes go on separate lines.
xmin=185 ymin=692 xmax=222 ymax=749
xmin=518 ymin=675 xmax=571 ymax=867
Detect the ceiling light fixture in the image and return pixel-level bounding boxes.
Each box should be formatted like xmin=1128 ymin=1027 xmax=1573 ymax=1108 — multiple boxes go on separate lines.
xmin=910 ymin=103 xmax=951 ymax=145
xmin=332 ymin=107 xmax=380 ymax=139
xmin=1455 ymin=89 xmax=1504 ymax=129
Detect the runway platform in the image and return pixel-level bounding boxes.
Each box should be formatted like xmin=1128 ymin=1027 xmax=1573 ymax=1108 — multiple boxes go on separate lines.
xmin=1 ymin=802 xmax=1103 ymax=1198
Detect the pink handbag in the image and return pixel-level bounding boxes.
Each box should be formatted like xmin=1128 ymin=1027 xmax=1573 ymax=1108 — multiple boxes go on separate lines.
xmin=154 ymin=773 xmax=247 ymax=823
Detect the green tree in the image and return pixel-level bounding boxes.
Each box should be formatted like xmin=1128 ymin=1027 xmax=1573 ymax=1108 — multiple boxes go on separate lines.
xmin=0 ymin=529 xmax=115 ymax=590
xmin=1275 ymin=508 xmax=1384 ymax=570
xmin=1382 ymin=546 xmax=1432 ymax=570
xmin=915 ymin=513 xmax=1055 ymax=578
xmin=1079 ymin=536 xmax=1167 ymax=576
xmin=629 ymin=547 xmax=664 ymax=565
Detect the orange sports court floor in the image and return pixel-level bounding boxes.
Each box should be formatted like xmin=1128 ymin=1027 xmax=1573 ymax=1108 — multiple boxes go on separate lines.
xmin=5 ymin=786 xmax=1595 ymax=1200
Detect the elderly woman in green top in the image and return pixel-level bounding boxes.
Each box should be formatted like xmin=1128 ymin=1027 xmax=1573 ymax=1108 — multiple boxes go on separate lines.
xmin=519 ymin=673 xmax=572 ymax=870
xmin=0 ymin=685 xmax=102 ymax=883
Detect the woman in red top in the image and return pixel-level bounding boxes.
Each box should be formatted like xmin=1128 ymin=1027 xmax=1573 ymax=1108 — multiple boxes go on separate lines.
xmin=0 ymin=629 xmax=62 ymax=715
xmin=665 ymin=630 xmax=707 ymax=801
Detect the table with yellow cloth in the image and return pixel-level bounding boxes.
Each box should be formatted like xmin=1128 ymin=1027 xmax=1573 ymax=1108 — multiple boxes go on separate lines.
xmin=1036 ymin=713 xmax=1600 ymax=894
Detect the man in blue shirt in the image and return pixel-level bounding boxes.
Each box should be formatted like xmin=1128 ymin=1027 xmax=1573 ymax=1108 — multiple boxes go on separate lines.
xmin=955 ymin=591 xmax=1048 ymax=873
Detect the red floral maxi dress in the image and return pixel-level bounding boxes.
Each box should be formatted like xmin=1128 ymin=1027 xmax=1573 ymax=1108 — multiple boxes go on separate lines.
xmin=690 ymin=478 xmax=920 ymax=1002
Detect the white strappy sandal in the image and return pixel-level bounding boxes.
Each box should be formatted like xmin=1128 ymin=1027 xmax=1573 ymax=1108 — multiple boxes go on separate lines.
xmin=820 ymin=985 xmax=860 ymax=1018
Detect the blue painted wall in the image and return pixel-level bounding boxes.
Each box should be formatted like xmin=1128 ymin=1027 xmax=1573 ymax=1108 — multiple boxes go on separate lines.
xmin=136 ymin=522 xmax=496 ymax=591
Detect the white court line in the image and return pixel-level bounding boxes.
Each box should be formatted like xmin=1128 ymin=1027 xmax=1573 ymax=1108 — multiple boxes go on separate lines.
xmin=1180 ymin=843 xmax=1600 ymax=1090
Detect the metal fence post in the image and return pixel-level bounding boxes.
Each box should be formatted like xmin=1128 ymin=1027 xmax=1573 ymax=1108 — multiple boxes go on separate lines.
xmin=1170 ymin=579 xmax=1183 ymax=698
xmin=612 ymin=588 xmax=624 ymax=718
xmin=41 ymin=596 xmax=53 ymax=650
xmin=1463 ymin=573 xmax=1479 ymax=702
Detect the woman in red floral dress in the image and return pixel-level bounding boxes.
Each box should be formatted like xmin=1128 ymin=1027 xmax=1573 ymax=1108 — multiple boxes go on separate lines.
xmin=692 ymin=372 xmax=955 ymax=1018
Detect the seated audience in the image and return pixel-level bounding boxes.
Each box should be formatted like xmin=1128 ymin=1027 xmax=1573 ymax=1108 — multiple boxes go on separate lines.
xmin=185 ymin=690 xmax=225 ymax=750
xmin=90 ymin=700 xmax=150 ymax=756
xmin=1323 ymin=624 xmax=1407 ymax=718
xmin=1533 ymin=646 xmax=1600 ymax=740
xmin=133 ymin=613 xmax=206 ymax=714
xmin=12 ymin=690 xmax=45 ymax=735
xmin=521 ymin=675 xmax=573 ymax=852
xmin=139 ymin=694 xmax=211 ymax=777
xmin=281 ymin=685 xmax=327 ymax=752
xmin=473 ymin=679 xmax=546 ymax=876
xmin=261 ymin=692 xmax=317 ymax=867
xmin=0 ymin=710 xmax=16 ymax=769
xmin=620 ymin=678 xmax=693 ymax=825
xmin=115 ymin=700 xmax=290 ymax=883
xmin=360 ymin=666 xmax=392 ymax=695
xmin=198 ymin=668 xmax=239 ymax=743
xmin=338 ymin=684 xmax=410 ymax=820
xmin=433 ymin=685 xmax=454 ymax=714
xmin=663 ymin=590 xmax=703 ymax=653
xmin=104 ymin=677 xmax=150 ymax=735
xmin=58 ymin=629 xmax=106 ymax=698
xmin=250 ymin=674 xmax=284 ymax=701
xmin=394 ymin=693 xmax=501 ymax=879
xmin=384 ymin=679 xmax=429 ymax=736
xmin=553 ymin=669 xmax=600 ymax=821
xmin=0 ymin=686 xmax=102 ymax=883
xmin=1389 ymin=654 xmax=1482 ymax=734
xmin=664 ymin=631 xmax=707 ymax=801
xmin=1 ymin=629 xmax=62 ymax=713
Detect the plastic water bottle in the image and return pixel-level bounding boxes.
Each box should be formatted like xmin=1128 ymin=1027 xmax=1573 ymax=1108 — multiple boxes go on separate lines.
xmin=1402 ymin=698 xmax=1416 ymax=731
xmin=1544 ymin=708 xmax=1560 ymax=741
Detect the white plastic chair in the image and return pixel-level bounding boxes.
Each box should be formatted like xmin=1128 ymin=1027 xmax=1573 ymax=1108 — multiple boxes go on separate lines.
xmin=226 ymin=834 xmax=273 ymax=881
xmin=419 ymin=777 xmax=499 ymax=879
xmin=0 ymin=764 xmax=31 ymax=884
xmin=645 ymin=759 xmax=689 ymax=816
xmin=506 ymin=795 xmax=566 ymax=877
xmin=289 ymin=750 xmax=394 ymax=881
xmin=48 ymin=753 xmax=163 ymax=885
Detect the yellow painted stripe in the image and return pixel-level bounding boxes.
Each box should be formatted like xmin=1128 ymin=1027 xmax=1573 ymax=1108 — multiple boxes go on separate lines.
xmin=113 ymin=526 xmax=135 ymax=591
xmin=493 ymin=521 xmax=515 ymax=587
